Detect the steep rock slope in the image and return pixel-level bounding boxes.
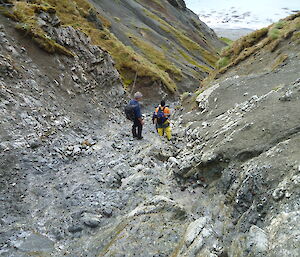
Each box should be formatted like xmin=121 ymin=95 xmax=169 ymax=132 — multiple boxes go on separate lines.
xmin=0 ymin=0 xmax=224 ymax=97
xmin=0 ymin=14 xmax=127 ymax=256
xmin=90 ymin=0 xmax=223 ymax=94
xmin=169 ymin=13 xmax=300 ymax=256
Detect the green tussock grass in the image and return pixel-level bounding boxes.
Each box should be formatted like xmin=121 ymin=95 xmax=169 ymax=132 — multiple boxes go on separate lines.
xmin=220 ymin=37 xmax=233 ymax=45
xmin=143 ymin=9 xmax=218 ymax=68
xmin=9 ymin=1 xmax=74 ymax=56
xmin=220 ymin=27 xmax=269 ymax=60
xmin=128 ymin=33 xmax=182 ymax=80
xmin=216 ymin=56 xmax=230 ymax=69
xmin=178 ymin=49 xmax=211 ymax=73
xmin=94 ymin=31 xmax=177 ymax=93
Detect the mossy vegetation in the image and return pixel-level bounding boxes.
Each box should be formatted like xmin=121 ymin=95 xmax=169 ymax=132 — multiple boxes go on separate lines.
xmin=6 ymin=1 xmax=74 ymax=56
xmin=220 ymin=37 xmax=233 ymax=46
xmin=178 ymin=49 xmax=211 ymax=73
xmin=216 ymin=56 xmax=230 ymax=69
xmin=143 ymin=9 xmax=219 ymax=68
xmin=128 ymin=33 xmax=182 ymax=80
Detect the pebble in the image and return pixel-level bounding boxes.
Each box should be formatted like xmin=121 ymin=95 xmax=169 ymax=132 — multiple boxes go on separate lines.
xmin=272 ymin=187 xmax=286 ymax=201
xmin=68 ymin=225 xmax=83 ymax=233
xmin=82 ymin=213 xmax=102 ymax=228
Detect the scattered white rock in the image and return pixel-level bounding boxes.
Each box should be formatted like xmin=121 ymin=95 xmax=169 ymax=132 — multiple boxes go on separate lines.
xmin=185 ymin=217 xmax=208 ymax=246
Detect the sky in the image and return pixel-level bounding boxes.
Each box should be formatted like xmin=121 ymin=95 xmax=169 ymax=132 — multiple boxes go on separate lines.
xmin=185 ymin=0 xmax=300 ymax=29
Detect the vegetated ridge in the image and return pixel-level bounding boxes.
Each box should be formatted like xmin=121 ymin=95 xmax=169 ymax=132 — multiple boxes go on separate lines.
xmin=0 ymin=0 xmax=224 ymax=96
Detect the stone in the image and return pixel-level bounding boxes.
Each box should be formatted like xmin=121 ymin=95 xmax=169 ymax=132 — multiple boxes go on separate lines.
xmin=73 ymin=145 xmax=81 ymax=155
xmin=14 ymin=233 xmax=54 ymax=252
xmin=272 ymin=187 xmax=285 ymax=201
xmin=29 ymin=140 xmax=42 ymax=149
xmin=81 ymin=213 xmax=102 ymax=228
xmin=185 ymin=217 xmax=208 ymax=247
xmin=68 ymin=225 xmax=83 ymax=233
xmin=246 ymin=225 xmax=268 ymax=254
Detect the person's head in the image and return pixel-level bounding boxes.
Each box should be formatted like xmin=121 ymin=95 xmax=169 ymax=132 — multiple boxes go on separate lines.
xmin=160 ymin=100 xmax=165 ymax=107
xmin=134 ymin=91 xmax=143 ymax=101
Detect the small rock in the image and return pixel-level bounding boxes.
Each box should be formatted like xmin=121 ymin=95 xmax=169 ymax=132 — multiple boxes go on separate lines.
xmin=73 ymin=145 xmax=81 ymax=155
xmin=185 ymin=217 xmax=208 ymax=246
xmin=81 ymin=213 xmax=102 ymax=228
xmin=272 ymin=187 xmax=285 ymax=201
xmin=68 ymin=225 xmax=83 ymax=233
xmin=29 ymin=140 xmax=42 ymax=149
xmin=246 ymin=225 xmax=268 ymax=254
xmin=279 ymin=90 xmax=293 ymax=101
xmin=14 ymin=233 xmax=55 ymax=252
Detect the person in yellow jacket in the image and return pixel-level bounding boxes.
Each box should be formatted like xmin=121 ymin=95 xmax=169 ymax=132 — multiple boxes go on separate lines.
xmin=153 ymin=100 xmax=172 ymax=140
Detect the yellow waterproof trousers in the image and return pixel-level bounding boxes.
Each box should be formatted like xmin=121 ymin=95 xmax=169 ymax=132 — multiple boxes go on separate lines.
xmin=157 ymin=125 xmax=172 ymax=140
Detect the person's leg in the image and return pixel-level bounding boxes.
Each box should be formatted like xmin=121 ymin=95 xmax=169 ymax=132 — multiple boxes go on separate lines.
xmin=157 ymin=128 xmax=164 ymax=136
xmin=165 ymin=126 xmax=172 ymax=140
xmin=137 ymin=120 xmax=143 ymax=138
xmin=132 ymin=120 xmax=138 ymax=138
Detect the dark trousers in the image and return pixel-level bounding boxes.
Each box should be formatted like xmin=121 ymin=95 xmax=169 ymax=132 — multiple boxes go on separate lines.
xmin=132 ymin=118 xmax=142 ymax=138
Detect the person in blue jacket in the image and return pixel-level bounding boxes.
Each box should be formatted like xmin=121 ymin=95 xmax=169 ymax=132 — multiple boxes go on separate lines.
xmin=129 ymin=92 xmax=144 ymax=139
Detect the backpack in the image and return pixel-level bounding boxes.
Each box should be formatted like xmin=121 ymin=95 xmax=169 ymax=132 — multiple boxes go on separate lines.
xmin=156 ymin=107 xmax=166 ymax=125
xmin=124 ymin=104 xmax=136 ymax=121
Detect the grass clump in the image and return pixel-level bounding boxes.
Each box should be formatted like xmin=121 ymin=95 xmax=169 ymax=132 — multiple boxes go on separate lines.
xmin=268 ymin=28 xmax=281 ymax=40
xmin=221 ymin=28 xmax=269 ymax=60
xmin=292 ymin=31 xmax=300 ymax=41
xmin=216 ymin=56 xmax=230 ymax=69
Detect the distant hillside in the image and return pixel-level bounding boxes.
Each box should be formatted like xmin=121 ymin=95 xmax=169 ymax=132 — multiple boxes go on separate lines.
xmin=0 ymin=0 xmax=224 ymax=97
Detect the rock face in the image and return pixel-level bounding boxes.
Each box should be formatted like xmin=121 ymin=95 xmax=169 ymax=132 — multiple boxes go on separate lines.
xmin=167 ymin=0 xmax=187 ymax=9
xmin=170 ymin=22 xmax=300 ymax=256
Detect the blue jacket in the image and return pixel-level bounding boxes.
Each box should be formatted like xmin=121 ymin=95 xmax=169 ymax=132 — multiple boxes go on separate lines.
xmin=129 ymin=99 xmax=142 ymax=119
